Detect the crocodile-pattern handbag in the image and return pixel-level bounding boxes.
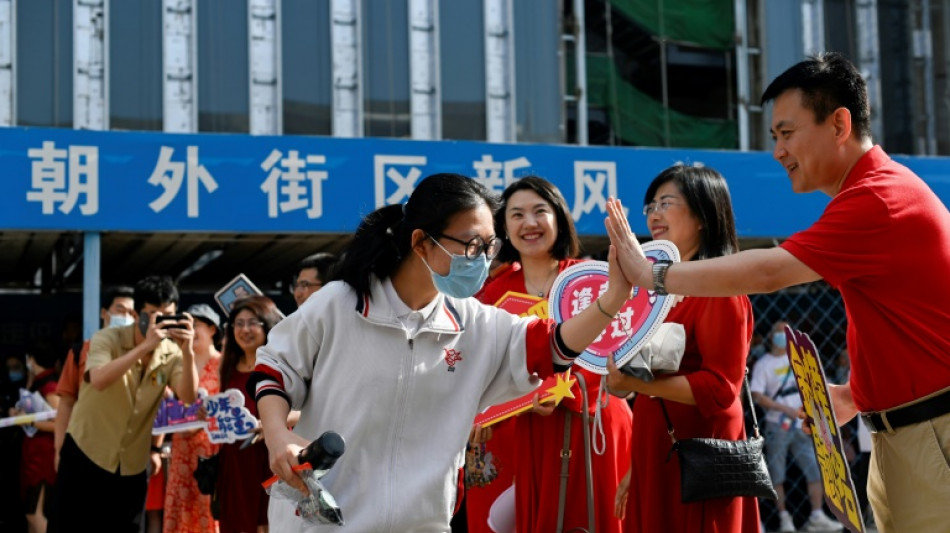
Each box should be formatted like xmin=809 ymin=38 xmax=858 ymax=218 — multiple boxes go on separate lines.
xmin=659 ymin=373 xmax=779 ymax=503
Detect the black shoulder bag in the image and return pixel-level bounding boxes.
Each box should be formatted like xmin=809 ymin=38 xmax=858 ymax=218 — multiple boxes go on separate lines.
xmin=659 ymin=372 xmax=778 ymax=503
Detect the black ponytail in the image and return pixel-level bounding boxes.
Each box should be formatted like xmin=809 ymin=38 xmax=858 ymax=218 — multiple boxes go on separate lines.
xmin=335 ymin=173 xmax=499 ymax=301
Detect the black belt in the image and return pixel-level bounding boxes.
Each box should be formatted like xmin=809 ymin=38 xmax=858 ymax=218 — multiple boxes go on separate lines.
xmin=861 ymin=388 xmax=950 ymax=433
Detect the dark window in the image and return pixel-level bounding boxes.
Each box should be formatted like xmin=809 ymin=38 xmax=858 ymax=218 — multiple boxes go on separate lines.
xmin=198 ymin=0 xmax=250 ymax=132
xmin=110 ymin=0 xmax=163 ymax=131
xmin=514 ymin=0 xmax=562 ymax=143
xmin=362 ymin=0 xmax=410 ymax=138
xmin=439 ymin=0 xmax=485 ymax=140
xmin=282 ymin=0 xmax=331 ymax=135
xmin=16 ymin=0 xmax=73 ymax=127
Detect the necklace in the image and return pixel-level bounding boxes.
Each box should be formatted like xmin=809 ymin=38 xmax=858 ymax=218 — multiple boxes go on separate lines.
xmin=525 ymin=265 xmax=559 ymax=298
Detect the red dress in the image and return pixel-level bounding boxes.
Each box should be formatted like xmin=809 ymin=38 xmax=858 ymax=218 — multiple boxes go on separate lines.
xmin=19 ymin=369 xmax=58 ymax=506
xmin=164 ymin=355 xmax=222 ymax=533
xmin=624 ymin=295 xmax=760 ymax=532
xmin=216 ymin=369 xmax=271 ymax=533
xmin=473 ymin=260 xmax=633 ymax=533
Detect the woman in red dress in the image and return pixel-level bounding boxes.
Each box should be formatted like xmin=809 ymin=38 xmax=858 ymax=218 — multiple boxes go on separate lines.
xmin=471 ymin=176 xmax=632 ymax=533
xmin=164 ymin=304 xmax=223 ymax=533
xmin=610 ymin=164 xmax=760 ymax=532
xmin=217 ymin=296 xmax=283 ymax=533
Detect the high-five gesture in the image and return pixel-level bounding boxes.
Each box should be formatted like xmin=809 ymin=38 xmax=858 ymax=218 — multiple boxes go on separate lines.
xmin=605 ymin=197 xmax=652 ymax=289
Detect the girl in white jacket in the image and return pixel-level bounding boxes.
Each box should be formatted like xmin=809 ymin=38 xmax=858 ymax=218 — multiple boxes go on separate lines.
xmin=251 ymin=173 xmax=631 ymax=532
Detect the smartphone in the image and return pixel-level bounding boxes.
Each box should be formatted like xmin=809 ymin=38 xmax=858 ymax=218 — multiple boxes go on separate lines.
xmin=158 ymin=313 xmax=188 ymax=329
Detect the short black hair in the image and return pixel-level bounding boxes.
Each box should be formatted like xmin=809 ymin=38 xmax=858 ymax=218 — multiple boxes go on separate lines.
xmin=643 ymin=164 xmax=739 ymax=260
xmin=495 ymin=176 xmax=581 ymax=264
xmin=761 ymin=52 xmax=871 ymax=140
xmin=294 ymin=252 xmax=338 ymax=284
xmin=101 ymin=285 xmax=134 ymax=311
xmin=133 ymin=275 xmax=179 ymax=312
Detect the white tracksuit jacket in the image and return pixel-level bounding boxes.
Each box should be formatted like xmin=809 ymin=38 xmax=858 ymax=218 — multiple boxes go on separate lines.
xmin=254 ymin=277 xmax=568 ymax=532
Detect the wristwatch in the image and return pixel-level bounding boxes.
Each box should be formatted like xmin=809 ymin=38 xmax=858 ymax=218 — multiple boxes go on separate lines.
xmin=652 ymin=260 xmax=673 ymax=296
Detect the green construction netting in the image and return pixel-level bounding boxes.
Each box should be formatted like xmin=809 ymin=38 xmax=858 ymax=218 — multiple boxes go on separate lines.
xmin=612 ymin=0 xmax=735 ymax=50
xmin=584 ymin=54 xmax=737 ymax=148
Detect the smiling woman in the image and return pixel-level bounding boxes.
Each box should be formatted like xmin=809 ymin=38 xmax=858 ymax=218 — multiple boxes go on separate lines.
xmin=612 ymin=164 xmax=758 ymax=533
xmin=469 ymin=176 xmax=633 ymax=533
xmin=217 ymin=295 xmax=283 ymax=533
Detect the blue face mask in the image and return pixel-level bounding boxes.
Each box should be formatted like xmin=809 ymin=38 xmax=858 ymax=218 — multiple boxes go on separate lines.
xmin=423 ymin=237 xmax=490 ymax=299
xmin=772 ymin=332 xmax=787 ymax=349
xmin=8 ymin=370 xmax=24 ymax=383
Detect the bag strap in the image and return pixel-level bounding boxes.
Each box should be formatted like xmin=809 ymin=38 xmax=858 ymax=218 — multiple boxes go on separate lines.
xmin=770 ymin=365 xmax=793 ymax=401
xmin=555 ymin=411 xmax=573 ymax=533
xmin=742 ymin=370 xmax=762 ymax=438
xmin=658 ymin=369 xmax=762 ymax=445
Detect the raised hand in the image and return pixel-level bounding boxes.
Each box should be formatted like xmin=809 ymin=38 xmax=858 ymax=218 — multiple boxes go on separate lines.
xmin=605 ymin=197 xmax=652 ymax=288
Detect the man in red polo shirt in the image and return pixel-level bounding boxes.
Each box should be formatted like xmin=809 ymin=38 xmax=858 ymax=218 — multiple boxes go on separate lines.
xmin=605 ymin=52 xmax=950 ymax=532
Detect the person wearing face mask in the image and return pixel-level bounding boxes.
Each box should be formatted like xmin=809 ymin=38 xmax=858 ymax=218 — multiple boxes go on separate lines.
xmin=750 ymin=320 xmax=843 ymax=532
xmin=51 ymin=275 xmax=198 ymax=532
xmin=3 ymin=355 xmax=27 ymax=399
xmin=52 ymin=285 xmax=135 ymax=473
xmin=249 ymin=173 xmax=633 ymax=532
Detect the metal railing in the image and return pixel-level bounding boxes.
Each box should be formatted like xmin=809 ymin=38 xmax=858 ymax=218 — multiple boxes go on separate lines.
xmin=748 ymin=282 xmax=872 ymax=531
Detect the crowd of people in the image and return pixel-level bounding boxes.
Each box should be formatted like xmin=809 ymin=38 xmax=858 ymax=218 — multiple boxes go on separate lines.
xmin=1 ymin=52 xmax=948 ymax=533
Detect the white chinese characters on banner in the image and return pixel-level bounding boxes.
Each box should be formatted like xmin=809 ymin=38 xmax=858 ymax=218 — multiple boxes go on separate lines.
xmin=572 ymin=161 xmax=618 ymax=221
xmin=147 ymin=146 xmax=219 ymax=218
xmin=471 ymin=155 xmax=531 ymax=193
xmin=570 ymin=281 xmax=634 ymax=344
xmin=260 ymin=149 xmax=329 ymax=218
xmin=374 ymin=155 xmax=427 ymax=207
xmin=26 ymin=141 xmax=99 ymax=215
xmin=570 ymin=286 xmax=594 ymax=317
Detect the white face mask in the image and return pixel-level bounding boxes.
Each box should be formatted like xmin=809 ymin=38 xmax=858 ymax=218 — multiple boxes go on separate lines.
xmin=108 ymin=314 xmax=135 ymax=328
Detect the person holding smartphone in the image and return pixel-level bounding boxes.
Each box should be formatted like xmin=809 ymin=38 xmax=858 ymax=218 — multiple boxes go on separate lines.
xmin=51 ymin=275 xmax=199 ymax=533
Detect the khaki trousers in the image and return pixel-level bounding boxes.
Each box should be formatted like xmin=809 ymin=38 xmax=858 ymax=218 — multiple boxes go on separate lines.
xmin=867 ymin=410 xmax=950 ymax=532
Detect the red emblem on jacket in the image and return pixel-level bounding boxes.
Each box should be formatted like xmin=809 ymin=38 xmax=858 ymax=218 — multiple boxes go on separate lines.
xmin=444 ymin=348 xmax=462 ymax=371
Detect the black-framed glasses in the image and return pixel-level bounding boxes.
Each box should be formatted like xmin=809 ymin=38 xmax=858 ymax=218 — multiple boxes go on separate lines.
xmin=642 ymin=200 xmax=682 ymax=216
xmin=429 ymin=233 xmax=502 ymax=260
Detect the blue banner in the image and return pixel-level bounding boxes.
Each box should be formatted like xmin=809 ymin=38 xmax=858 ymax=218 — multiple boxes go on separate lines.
xmin=2 ymin=127 xmax=948 ymax=237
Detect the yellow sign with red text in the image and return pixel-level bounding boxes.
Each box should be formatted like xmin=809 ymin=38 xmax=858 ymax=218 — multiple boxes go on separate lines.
xmin=785 ymin=327 xmax=865 ymax=533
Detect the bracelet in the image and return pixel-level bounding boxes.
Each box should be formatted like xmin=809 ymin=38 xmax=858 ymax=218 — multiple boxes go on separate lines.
xmin=595 ymin=298 xmax=616 ymax=319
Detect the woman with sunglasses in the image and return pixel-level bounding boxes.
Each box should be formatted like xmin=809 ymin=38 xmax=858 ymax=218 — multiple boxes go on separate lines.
xmin=250 ymin=173 xmax=632 ymax=532
xmin=608 ymin=165 xmax=759 ymax=532
xmin=469 ymin=176 xmax=632 ymax=533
